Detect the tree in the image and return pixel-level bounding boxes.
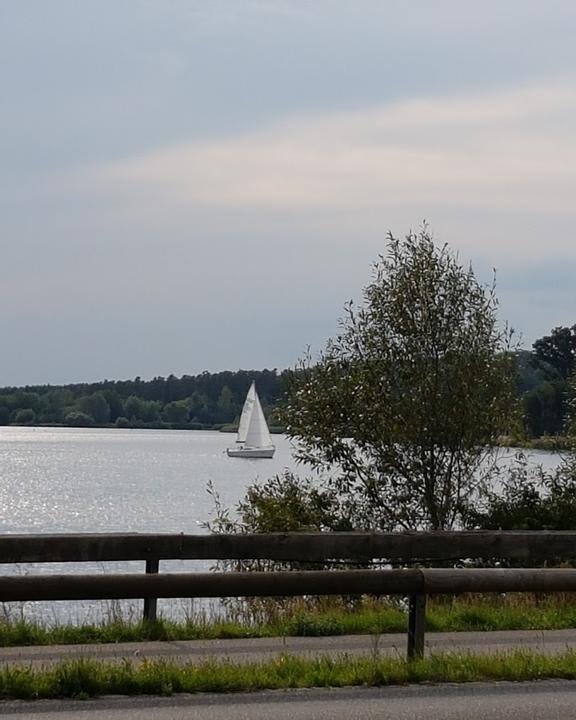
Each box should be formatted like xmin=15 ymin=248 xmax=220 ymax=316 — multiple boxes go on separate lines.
xmin=216 ymin=385 xmax=236 ymax=423
xmin=522 ymin=381 xmax=565 ymax=437
xmin=77 ymin=393 xmax=111 ymax=425
xmin=281 ymin=228 xmax=517 ymax=531
xmin=124 ymin=395 xmax=161 ymax=424
xmin=565 ymin=373 xmax=576 ymax=439
xmin=124 ymin=395 xmax=145 ymax=423
xmin=63 ymin=411 xmax=94 ymax=427
xmin=39 ymin=389 xmax=74 ymax=424
xmin=13 ymin=408 xmax=35 ymax=425
xmin=101 ymin=390 xmax=124 ymax=422
xmin=162 ymin=400 xmax=190 ymax=425
xmin=533 ymin=325 xmax=576 ymax=380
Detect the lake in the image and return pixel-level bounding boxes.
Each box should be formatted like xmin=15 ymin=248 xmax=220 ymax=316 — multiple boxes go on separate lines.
xmin=0 ymin=427 xmax=303 ymax=622
xmin=0 ymin=426 xmax=301 ymax=535
xmin=0 ymin=426 xmax=564 ymax=623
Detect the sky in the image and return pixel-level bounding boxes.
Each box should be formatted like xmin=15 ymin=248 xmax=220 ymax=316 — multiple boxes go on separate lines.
xmin=1 ymin=1 xmax=575 ymax=386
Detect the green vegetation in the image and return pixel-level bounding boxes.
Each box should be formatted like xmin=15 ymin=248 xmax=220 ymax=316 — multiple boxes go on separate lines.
xmin=4 ymin=650 xmax=576 ymax=699
xmin=0 ymin=330 xmax=573 ymax=441
xmin=519 ymin=325 xmax=576 ymax=438
xmin=281 ymin=229 xmax=518 ymax=531
xmin=469 ymin=453 xmax=576 ymax=531
xmin=5 ymin=595 xmax=576 ymax=647
xmin=204 ymin=235 xmax=575 ymax=549
xmin=499 ymin=435 xmax=575 ymax=451
xmin=0 ymin=370 xmax=284 ymax=431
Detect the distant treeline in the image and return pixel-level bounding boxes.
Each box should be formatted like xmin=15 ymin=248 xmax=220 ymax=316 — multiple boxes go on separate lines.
xmin=517 ymin=324 xmax=576 ymax=438
xmin=0 ymin=323 xmax=574 ymax=437
xmin=0 ymin=370 xmax=287 ymax=431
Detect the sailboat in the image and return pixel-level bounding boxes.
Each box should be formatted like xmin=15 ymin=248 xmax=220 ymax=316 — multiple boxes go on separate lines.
xmin=227 ymin=382 xmax=275 ymax=458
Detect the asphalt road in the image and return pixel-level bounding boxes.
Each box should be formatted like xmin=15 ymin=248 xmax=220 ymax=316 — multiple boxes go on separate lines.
xmin=3 ymin=631 xmax=576 ymax=718
xmin=1 ymin=628 xmax=576 ymax=667
xmin=4 ymin=681 xmax=576 ymax=719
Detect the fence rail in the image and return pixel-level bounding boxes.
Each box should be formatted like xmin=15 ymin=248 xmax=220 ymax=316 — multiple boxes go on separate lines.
xmin=2 ymin=531 xmax=576 ymax=660
xmin=3 ymin=567 xmax=576 ymax=602
xmin=2 ymin=530 xmax=576 ymax=563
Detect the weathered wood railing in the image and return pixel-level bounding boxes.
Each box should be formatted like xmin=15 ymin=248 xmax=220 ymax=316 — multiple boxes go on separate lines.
xmin=2 ymin=530 xmax=576 ymax=563
xmin=2 ymin=531 xmax=576 ymax=660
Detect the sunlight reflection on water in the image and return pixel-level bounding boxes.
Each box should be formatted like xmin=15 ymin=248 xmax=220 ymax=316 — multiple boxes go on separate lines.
xmin=0 ymin=427 xmax=563 ymax=623
xmin=0 ymin=427 xmax=300 ymax=622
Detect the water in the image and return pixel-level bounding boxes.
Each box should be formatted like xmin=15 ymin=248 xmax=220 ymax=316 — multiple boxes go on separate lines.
xmin=0 ymin=427 xmax=301 ymax=623
xmin=0 ymin=427 xmax=300 ymax=535
xmin=0 ymin=427 xmax=564 ymax=624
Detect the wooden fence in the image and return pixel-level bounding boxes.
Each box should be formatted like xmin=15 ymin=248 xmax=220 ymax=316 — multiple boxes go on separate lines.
xmin=2 ymin=531 xmax=576 ymax=660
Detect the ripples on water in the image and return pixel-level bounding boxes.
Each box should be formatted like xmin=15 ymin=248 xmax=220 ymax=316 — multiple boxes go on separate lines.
xmin=0 ymin=427 xmax=563 ymax=624
xmin=0 ymin=427 xmax=300 ymax=622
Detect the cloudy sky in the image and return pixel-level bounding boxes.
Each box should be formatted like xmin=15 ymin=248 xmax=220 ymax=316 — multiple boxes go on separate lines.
xmin=2 ymin=1 xmax=575 ymax=385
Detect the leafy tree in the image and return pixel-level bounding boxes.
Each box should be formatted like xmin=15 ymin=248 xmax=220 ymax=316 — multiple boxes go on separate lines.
xmin=282 ymin=229 xmax=517 ymax=531
xmin=515 ymin=349 xmax=557 ymax=393
xmin=101 ymin=390 xmax=124 ymax=422
xmin=121 ymin=396 xmax=161 ymax=425
xmin=522 ymin=381 xmax=565 ymax=437
xmin=216 ymin=385 xmax=236 ymax=423
xmin=565 ymin=373 xmax=576 ymax=439
xmin=39 ymin=389 xmax=74 ymax=424
xmin=189 ymin=391 xmax=212 ymax=425
xmin=124 ymin=395 xmax=145 ymax=423
xmin=13 ymin=408 xmax=35 ymax=425
xmin=10 ymin=392 xmax=40 ymax=413
xmin=162 ymin=400 xmax=190 ymax=425
xmin=77 ymin=393 xmax=111 ymax=424
xmin=63 ymin=411 xmax=94 ymax=427
xmin=139 ymin=400 xmax=161 ymax=424
xmin=533 ymin=325 xmax=576 ymax=380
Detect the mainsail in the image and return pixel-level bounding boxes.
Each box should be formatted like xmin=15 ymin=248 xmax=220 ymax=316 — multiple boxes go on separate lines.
xmin=243 ymin=390 xmax=273 ymax=449
xmin=236 ymin=381 xmax=256 ymax=443
xmin=227 ymin=382 xmax=275 ymax=458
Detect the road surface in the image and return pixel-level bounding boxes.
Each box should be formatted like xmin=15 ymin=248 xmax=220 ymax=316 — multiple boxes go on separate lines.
xmin=1 ymin=628 xmax=575 ymax=666
xmin=3 ymin=681 xmax=576 ymax=719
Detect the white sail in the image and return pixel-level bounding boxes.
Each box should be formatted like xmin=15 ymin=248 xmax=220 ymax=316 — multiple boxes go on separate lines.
xmin=227 ymin=383 xmax=275 ymax=458
xmin=243 ymin=390 xmax=273 ymax=449
xmin=236 ymin=381 xmax=256 ymax=443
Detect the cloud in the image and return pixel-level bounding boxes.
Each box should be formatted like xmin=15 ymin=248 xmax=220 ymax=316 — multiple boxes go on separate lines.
xmin=76 ymin=79 xmax=576 ymax=224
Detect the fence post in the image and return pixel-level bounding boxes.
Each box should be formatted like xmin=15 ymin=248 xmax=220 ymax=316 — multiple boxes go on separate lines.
xmin=407 ymin=593 xmax=426 ymax=661
xmin=143 ymin=558 xmax=159 ymax=622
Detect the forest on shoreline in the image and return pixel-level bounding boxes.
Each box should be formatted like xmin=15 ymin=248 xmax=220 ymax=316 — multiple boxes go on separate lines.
xmin=0 ymin=324 xmax=573 ymax=439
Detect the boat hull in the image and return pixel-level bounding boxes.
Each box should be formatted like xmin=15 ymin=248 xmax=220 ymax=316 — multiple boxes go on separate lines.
xmin=226 ymin=446 xmax=275 ymax=459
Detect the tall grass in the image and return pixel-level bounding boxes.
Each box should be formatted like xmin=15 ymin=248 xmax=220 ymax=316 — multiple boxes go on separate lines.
xmin=2 ymin=593 xmax=576 ymax=647
xmin=2 ymin=650 xmax=576 ymax=699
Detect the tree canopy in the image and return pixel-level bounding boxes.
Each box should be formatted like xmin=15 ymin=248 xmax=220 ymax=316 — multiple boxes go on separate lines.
xmin=533 ymin=325 xmax=576 ymax=380
xmin=282 ymin=229 xmax=518 ymax=531
xmin=0 ymin=370 xmax=284 ymax=430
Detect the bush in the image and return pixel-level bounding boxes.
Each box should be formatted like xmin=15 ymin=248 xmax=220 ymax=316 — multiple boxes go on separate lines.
xmin=468 ymin=453 xmax=576 ymax=531
xmin=63 ymin=411 xmax=94 ymax=427
xmin=13 ymin=408 xmax=35 ymax=425
xmin=207 ymin=471 xmax=349 ymax=539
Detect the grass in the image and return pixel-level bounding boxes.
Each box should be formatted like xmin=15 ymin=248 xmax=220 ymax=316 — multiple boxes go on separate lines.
xmin=2 ymin=650 xmax=576 ymax=699
xmin=498 ymin=434 xmax=576 ymax=451
xmin=3 ymin=594 xmax=576 ymax=647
